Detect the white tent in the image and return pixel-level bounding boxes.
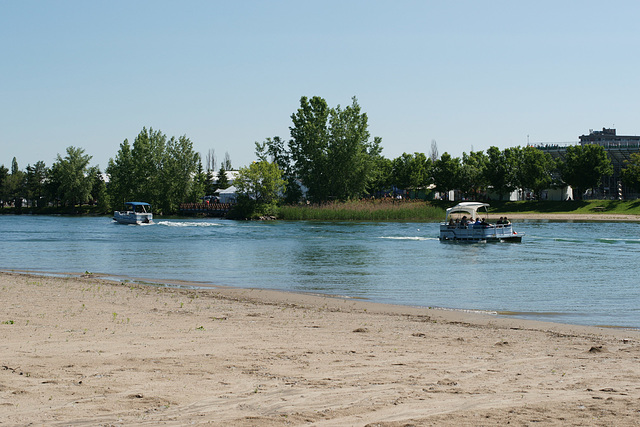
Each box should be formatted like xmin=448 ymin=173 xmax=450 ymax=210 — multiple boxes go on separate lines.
xmin=215 ymin=186 xmax=237 ymax=204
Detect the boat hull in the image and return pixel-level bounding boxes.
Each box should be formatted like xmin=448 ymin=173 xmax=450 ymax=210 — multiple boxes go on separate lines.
xmin=113 ymin=211 xmax=153 ymax=225
xmin=439 ymin=224 xmax=523 ymax=242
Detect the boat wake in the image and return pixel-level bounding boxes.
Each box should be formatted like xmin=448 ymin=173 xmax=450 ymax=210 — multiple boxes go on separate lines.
xmin=156 ymin=221 xmax=222 ymax=227
xmin=379 ymin=236 xmax=433 ymax=241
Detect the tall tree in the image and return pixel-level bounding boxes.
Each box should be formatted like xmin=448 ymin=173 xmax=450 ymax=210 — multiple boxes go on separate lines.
xmin=205 ymin=149 xmax=217 ymax=172
xmin=432 ymin=152 xmax=460 ymax=199
xmin=131 ymin=127 xmax=166 ymax=207
xmin=459 ymin=151 xmax=488 ymax=199
xmin=161 ymin=135 xmax=200 ymax=212
xmin=0 ymin=165 xmax=8 ymax=207
xmin=106 ymin=139 xmax=135 ymax=209
xmin=107 ymin=128 xmax=201 ymax=213
xmin=429 ymin=139 xmax=439 ymax=162
xmin=519 ymin=147 xmax=555 ymax=200
xmin=391 ymin=152 xmax=432 ymax=196
xmin=289 ymin=96 xmax=382 ymax=202
xmin=484 ymin=146 xmax=520 ymax=200
xmin=25 ymin=161 xmax=48 ymax=207
xmin=51 ymin=147 xmax=93 ymax=207
xmin=2 ymin=158 xmax=25 ymax=209
xmin=560 ymin=144 xmax=613 ymax=199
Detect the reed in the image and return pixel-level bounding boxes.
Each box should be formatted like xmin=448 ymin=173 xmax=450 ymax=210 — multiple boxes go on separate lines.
xmin=277 ymin=200 xmax=445 ymax=221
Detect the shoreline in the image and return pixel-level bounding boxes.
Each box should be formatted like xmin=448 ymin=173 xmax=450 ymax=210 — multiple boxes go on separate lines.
xmin=496 ymin=212 xmax=640 ymax=222
xmin=2 ymin=271 xmax=640 ymax=425
xmin=5 ymin=268 xmax=637 ymax=332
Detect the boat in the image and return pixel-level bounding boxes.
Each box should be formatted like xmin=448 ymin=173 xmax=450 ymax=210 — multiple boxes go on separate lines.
xmin=439 ymin=202 xmax=523 ymax=242
xmin=113 ymin=202 xmax=153 ymax=225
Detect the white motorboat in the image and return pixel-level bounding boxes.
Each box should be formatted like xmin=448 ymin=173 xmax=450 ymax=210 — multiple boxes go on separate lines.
xmin=113 ymin=202 xmax=153 ymax=225
xmin=439 ymin=202 xmax=523 ymax=242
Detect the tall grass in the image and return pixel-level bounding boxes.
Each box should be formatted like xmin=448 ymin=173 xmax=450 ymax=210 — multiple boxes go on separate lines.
xmin=277 ymin=200 xmax=445 ymax=221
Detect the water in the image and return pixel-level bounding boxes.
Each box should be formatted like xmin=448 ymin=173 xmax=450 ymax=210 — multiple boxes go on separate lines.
xmin=1 ymin=215 xmax=639 ymax=328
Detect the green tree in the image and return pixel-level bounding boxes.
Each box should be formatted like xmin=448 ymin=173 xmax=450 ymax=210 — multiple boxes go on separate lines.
xmin=432 ymin=152 xmax=460 ymax=199
xmin=459 ymin=151 xmax=488 ymax=199
xmin=256 ymin=136 xmax=302 ymax=203
xmin=25 ymin=161 xmax=49 ymax=207
xmin=4 ymin=158 xmax=25 ymax=209
xmin=131 ymin=127 xmax=166 ymax=207
xmin=190 ymin=160 xmax=208 ymax=202
xmin=519 ymin=147 xmax=555 ymax=200
xmin=289 ymin=96 xmax=382 ymax=202
xmin=216 ymin=164 xmax=230 ymax=190
xmin=391 ymin=152 xmax=432 ymax=196
xmin=106 ymin=139 xmax=136 ymax=209
xmin=484 ymin=146 xmax=520 ymax=200
xmin=107 ymin=128 xmax=201 ymax=214
xmin=89 ymin=167 xmax=109 ymax=211
xmin=559 ymin=144 xmax=613 ymax=199
xmin=51 ymin=147 xmax=94 ymax=207
xmin=233 ymin=161 xmax=286 ymax=219
xmin=161 ymin=135 xmax=200 ymax=212
xmin=622 ymin=152 xmax=640 ymax=192
xmin=0 ymin=164 xmax=8 ymax=207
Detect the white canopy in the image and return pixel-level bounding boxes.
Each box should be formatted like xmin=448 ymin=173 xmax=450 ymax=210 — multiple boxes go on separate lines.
xmin=445 ymin=202 xmax=490 ymax=221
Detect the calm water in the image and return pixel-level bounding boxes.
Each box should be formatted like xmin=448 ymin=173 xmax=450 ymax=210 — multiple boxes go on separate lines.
xmin=1 ymin=215 xmax=639 ymax=328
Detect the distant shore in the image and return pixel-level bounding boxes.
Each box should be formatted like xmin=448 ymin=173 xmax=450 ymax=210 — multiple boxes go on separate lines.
xmin=2 ymin=271 xmax=639 ymax=425
xmin=497 ymin=212 xmax=640 ymax=221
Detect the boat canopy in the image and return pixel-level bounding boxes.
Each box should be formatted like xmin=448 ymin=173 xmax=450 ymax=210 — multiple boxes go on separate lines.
xmin=124 ymin=202 xmax=151 ymax=207
xmin=445 ymin=202 xmax=489 ymax=221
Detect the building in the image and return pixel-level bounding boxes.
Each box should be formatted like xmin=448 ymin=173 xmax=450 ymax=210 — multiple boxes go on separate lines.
xmin=538 ymin=128 xmax=640 ymax=199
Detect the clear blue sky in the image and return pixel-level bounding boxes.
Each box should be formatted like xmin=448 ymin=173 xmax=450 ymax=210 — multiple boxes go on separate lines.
xmin=2 ymin=1 xmax=639 ymax=171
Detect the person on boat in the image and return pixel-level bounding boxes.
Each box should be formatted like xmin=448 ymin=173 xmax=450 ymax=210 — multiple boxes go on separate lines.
xmin=460 ymin=216 xmax=468 ymax=227
xmin=497 ymin=217 xmax=504 ymax=225
xmin=503 ymin=216 xmax=510 ymax=225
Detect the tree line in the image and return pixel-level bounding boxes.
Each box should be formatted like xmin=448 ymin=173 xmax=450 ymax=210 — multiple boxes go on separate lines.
xmin=0 ymin=95 xmax=627 ymax=216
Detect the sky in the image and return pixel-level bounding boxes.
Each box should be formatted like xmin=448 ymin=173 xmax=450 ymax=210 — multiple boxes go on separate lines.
xmin=2 ymin=1 xmax=640 ymax=171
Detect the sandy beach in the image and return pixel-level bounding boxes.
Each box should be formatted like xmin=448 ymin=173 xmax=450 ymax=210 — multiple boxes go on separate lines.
xmin=1 ymin=271 xmax=639 ymax=426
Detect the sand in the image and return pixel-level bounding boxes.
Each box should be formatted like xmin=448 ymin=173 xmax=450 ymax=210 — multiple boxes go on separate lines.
xmin=1 ymin=271 xmax=639 ymax=426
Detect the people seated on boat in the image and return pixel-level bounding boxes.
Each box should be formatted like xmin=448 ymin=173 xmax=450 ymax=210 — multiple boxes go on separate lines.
xmin=497 ymin=217 xmax=504 ymax=225
xmin=460 ymin=216 xmax=468 ymax=227
xmin=503 ymin=216 xmax=510 ymax=225
xmin=448 ymin=218 xmax=455 ymax=228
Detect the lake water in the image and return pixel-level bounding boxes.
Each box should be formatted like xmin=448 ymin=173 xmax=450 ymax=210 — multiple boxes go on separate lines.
xmin=1 ymin=215 xmax=639 ymax=328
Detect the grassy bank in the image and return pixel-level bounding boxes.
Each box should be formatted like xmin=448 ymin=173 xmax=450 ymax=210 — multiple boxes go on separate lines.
xmin=277 ymin=200 xmax=445 ymax=221
xmin=484 ymin=200 xmax=640 ymax=216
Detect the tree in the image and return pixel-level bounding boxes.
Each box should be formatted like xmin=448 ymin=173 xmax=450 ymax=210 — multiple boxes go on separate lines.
xmin=107 ymin=128 xmax=201 ymax=213
xmin=106 ymin=139 xmax=135 ymax=209
xmin=4 ymin=158 xmax=25 ymax=209
xmin=622 ymin=152 xmax=640 ymax=192
xmin=519 ymin=147 xmax=555 ymax=200
xmin=484 ymin=146 xmax=520 ymax=200
xmin=131 ymin=127 xmax=166 ymax=207
xmin=288 ymin=96 xmax=382 ymax=202
xmin=216 ymin=164 xmax=230 ymax=190
xmin=161 ymin=135 xmax=200 ymax=213
xmin=391 ymin=152 xmax=431 ymax=196
xmin=51 ymin=147 xmax=94 ymax=207
xmin=222 ymin=151 xmax=232 ymax=170
xmin=559 ymin=144 xmax=613 ymax=199
xmin=25 ymin=161 xmax=48 ymax=207
xmin=256 ymin=136 xmax=302 ymax=203
xmin=233 ymin=161 xmax=286 ymax=219
xmin=0 ymin=164 xmax=8 ymax=207
xmin=429 ymin=139 xmax=439 ymax=162
xmin=432 ymin=152 xmax=460 ymax=199
xmin=458 ymin=151 xmax=488 ymax=199
xmin=205 ymin=149 xmax=217 ymax=172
